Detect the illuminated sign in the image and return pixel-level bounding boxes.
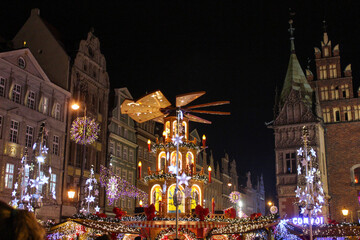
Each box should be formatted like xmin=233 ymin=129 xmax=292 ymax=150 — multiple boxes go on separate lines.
xmin=291 ymin=216 xmax=324 ymax=225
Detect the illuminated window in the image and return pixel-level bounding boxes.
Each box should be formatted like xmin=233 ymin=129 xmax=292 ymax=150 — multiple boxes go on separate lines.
xmin=351 ymin=165 xmax=360 ymax=185
xmin=12 ymin=84 xmax=21 ymax=104
xmin=40 ymin=96 xmax=49 ymax=114
xmin=170 ymin=151 xmax=182 ymax=170
xmin=182 ymin=121 xmax=187 ymax=139
xmin=343 ymin=106 xmax=352 ymax=121
xmin=191 ymin=185 xmax=201 ymax=210
xmin=50 ymin=173 xmax=56 ymax=194
xmin=319 ymin=65 xmax=327 ymax=79
xmin=151 ymin=184 xmax=162 ymax=211
xmin=9 ymin=120 xmax=19 ymax=143
xmin=340 ymin=84 xmax=350 ymax=99
xmin=354 ymin=105 xmax=360 ymax=120
xmin=109 ymin=141 xmax=114 ymax=155
xmin=172 ymin=120 xmax=178 ymax=136
xmin=320 ymin=87 xmax=329 ymax=100
xmin=25 ymin=126 xmax=34 ymax=148
xmin=329 ymin=64 xmax=337 ymax=78
xmin=165 ymin=121 xmax=170 ymax=137
xmin=0 ymin=77 xmax=5 ymax=97
xmin=186 ymin=152 xmax=194 ymax=167
xmin=27 ymin=91 xmax=35 ymax=109
xmin=138 ymin=146 xmax=143 ymax=158
xmin=158 ymin=151 xmax=166 ymax=171
xmin=285 ymin=152 xmax=296 ymax=174
xmin=333 ymin=108 xmax=340 ymax=122
xmin=168 ymin=184 xmax=185 ymax=213
xmin=322 ymin=108 xmax=331 ymax=123
xmin=5 ymin=163 xmax=14 ymax=189
xmin=324 ymin=47 xmax=329 ymax=57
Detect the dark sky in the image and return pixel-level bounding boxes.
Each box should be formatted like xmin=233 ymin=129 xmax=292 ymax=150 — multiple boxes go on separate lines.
xmin=1 ymin=0 xmax=360 ymax=203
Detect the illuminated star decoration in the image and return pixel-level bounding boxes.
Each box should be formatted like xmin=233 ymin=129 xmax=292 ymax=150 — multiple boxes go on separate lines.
xmin=107 ymin=176 xmax=119 ymax=204
xmin=297 ymin=147 xmax=303 ymax=156
xmin=94 ymin=205 xmax=100 ymax=213
xmin=85 ymin=195 xmax=95 ymax=203
xmin=30 ymin=177 xmax=43 ymax=190
xmin=11 ymin=198 xmax=19 ymax=208
xmin=80 ymin=208 xmax=87 ymax=214
xmin=70 ymin=117 xmax=100 ymax=145
xmin=168 ymin=165 xmax=178 ymax=174
xmin=177 ymin=172 xmax=191 ymax=186
xmin=36 ymin=153 xmax=45 ymax=163
xmin=297 ymin=165 xmax=302 ymax=175
xmin=310 ymin=148 xmax=316 ymax=157
xmin=12 ymin=190 xmax=17 ymax=197
xmin=172 ymin=134 xmax=184 ymax=146
xmin=23 ymin=194 xmax=31 ymax=202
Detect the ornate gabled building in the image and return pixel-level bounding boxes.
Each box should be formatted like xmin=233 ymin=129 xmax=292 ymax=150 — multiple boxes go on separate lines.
xmin=108 ymin=88 xmax=137 ymax=213
xmin=0 ymin=48 xmax=70 ymax=221
xmin=269 ymin=20 xmax=329 ymax=218
xmin=306 ymin=29 xmax=360 ymax=221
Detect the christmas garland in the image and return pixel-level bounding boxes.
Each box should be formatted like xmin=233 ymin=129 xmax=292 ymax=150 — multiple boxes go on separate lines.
xmin=155 ymin=227 xmax=197 ymax=240
xmin=151 ymin=142 xmax=200 ymax=152
xmin=144 ymin=172 xmax=208 ymax=183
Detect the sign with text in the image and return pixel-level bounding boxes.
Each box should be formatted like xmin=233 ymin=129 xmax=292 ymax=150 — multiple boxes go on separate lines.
xmin=291 ymin=216 xmax=324 ymax=225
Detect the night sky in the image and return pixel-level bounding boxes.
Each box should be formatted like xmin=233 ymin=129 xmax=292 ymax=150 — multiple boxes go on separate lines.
xmin=1 ymin=1 xmax=360 ymax=203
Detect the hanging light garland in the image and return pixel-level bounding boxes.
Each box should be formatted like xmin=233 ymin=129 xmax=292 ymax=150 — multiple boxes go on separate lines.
xmin=100 ymin=165 xmax=148 ymax=205
xmin=155 ymin=227 xmax=197 ymax=240
xmin=70 ymin=117 xmax=100 ymax=145
xmin=143 ymin=172 xmax=208 ymax=184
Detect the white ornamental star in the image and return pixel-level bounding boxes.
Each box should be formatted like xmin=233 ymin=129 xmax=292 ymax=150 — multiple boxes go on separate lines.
xmin=12 ymin=190 xmax=17 ymax=197
xmin=14 ymin=182 xmax=18 ymax=189
xmin=27 ymin=203 xmax=34 ymax=212
xmin=310 ymin=148 xmax=316 ymax=157
xmin=11 ymin=198 xmax=19 ymax=207
xmin=85 ymin=195 xmax=95 ymax=203
xmin=297 ymin=148 xmax=303 ymax=156
xmin=177 ymin=172 xmax=191 ymax=186
xmin=305 ymin=175 xmax=314 ymax=184
xmin=94 ymin=189 xmax=99 ymax=196
xmin=168 ymin=165 xmax=177 ymax=174
xmin=94 ymin=205 xmax=100 ymax=213
xmin=318 ymin=195 xmax=324 ymax=203
xmin=36 ymin=153 xmax=45 ymax=163
xmin=23 ymin=194 xmax=31 ymax=202
xmin=41 ymin=146 xmax=49 ymax=154
xmin=88 ymin=185 xmax=93 ymax=191
xmin=30 ymin=177 xmax=43 ymax=190
xmin=297 ymin=165 xmax=302 ymax=175
xmin=80 ymin=208 xmax=87 ymax=214
xmin=295 ymin=186 xmax=301 ymax=197
xmin=40 ymin=175 xmax=49 ymax=184
xmin=172 ymin=135 xmax=184 ymax=146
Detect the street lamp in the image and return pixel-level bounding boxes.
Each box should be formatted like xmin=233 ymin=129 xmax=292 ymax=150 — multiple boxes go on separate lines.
xmin=227 ymin=183 xmax=232 ymax=187
xmin=67 ymin=189 xmax=76 ymax=200
xmin=268 ymin=201 xmax=273 ymax=207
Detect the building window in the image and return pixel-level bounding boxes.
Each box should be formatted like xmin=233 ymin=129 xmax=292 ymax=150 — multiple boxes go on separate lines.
xmin=124 ymin=129 xmax=128 ymax=139
xmin=25 ymin=126 xmax=34 ymax=148
xmin=320 ymin=87 xmax=329 ymax=100
xmin=0 ymin=77 xmax=5 ymax=97
xmin=53 ymin=135 xmax=59 ymax=156
xmin=122 ymin=169 xmax=127 ymax=181
xmin=41 ymin=97 xmax=49 ymax=114
xmin=343 ymin=106 xmax=352 ymax=121
xmin=319 ymin=65 xmax=327 ymax=80
xmin=12 ymin=84 xmax=21 ymax=104
xmin=18 ymin=57 xmax=26 ymax=69
xmin=129 ymin=149 xmax=134 ymax=162
xmin=285 ymin=152 xmax=296 ymax=174
xmin=0 ymin=115 xmax=2 ymax=138
xmin=50 ymin=173 xmax=56 ymax=195
xmin=340 ymin=84 xmax=350 ymax=99
xmin=351 ymin=165 xmax=360 ymax=185
xmin=128 ymin=172 xmax=133 ymax=184
xmin=322 ymin=108 xmax=331 ymax=123
xmin=9 ymin=120 xmax=19 ymax=143
xmin=324 ymin=47 xmax=329 ymax=57
xmin=109 ymin=141 xmax=114 ymax=155
xmin=329 ymin=64 xmax=337 ymax=78
xmin=116 ymin=144 xmax=122 ymax=158
xmin=138 ymin=146 xmax=143 ymax=158
xmin=354 ymin=105 xmax=360 ymax=120
xmin=123 ymin=147 xmax=128 ymax=160
xmin=5 ymin=163 xmax=14 ymax=189
xmin=54 ymin=103 xmax=61 ymax=120
xmin=27 ymin=91 xmax=35 ymax=109
xmin=333 ymin=108 xmax=340 ymax=122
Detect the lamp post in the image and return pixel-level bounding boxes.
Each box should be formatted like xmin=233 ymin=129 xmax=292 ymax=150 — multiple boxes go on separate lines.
xmin=71 ymin=102 xmax=87 ymax=213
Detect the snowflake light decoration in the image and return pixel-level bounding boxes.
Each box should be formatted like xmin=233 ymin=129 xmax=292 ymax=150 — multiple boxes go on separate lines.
xmin=172 ymin=134 xmax=184 ymax=146
xmin=229 ymin=191 xmax=241 ymax=204
xmin=107 ymin=176 xmax=120 ymax=205
xmin=70 ymin=117 xmax=100 ymax=145
xmin=177 ymin=172 xmax=191 ymax=186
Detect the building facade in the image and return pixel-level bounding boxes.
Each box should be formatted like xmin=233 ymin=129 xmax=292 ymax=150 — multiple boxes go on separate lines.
xmin=269 ymin=21 xmax=329 ymax=218
xmin=108 ymin=88 xmax=137 ymax=213
xmin=307 ymin=31 xmax=360 ymax=221
xmin=0 ymin=48 xmax=70 ymax=221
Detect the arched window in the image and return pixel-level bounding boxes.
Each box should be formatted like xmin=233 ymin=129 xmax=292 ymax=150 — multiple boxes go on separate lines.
xmin=165 ymin=121 xmax=170 ymax=137
xmin=151 ymin=184 xmax=162 ymax=212
xmin=351 ymin=164 xmax=360 ymax=184
xmin=158 ymin=151 xmax=166 ymax=171
xmin=182 ymin=121 xmax=187 ymax=139
xmin=186 ymin=152 xmax=194 ymax=167
xmin=191 ymin=184 xmax=202 ymax=210
xmin=172 ymin=120 xmax=178 ymax=136
xmin=170 ymin=151 xmax=182 ymax=170
xmin=168 ymin=184 xmax=185 ymax=213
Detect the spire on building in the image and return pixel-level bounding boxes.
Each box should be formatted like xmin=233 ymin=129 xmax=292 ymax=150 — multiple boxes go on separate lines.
xmin=279 ymin=14 xmax=313 ymax=109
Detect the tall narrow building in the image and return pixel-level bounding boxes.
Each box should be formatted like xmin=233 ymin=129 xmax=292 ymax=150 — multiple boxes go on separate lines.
xmin=269 ymin=19 xmax=329 ymax=218
xmin=307 ymin=29 xmax=360 ymax=221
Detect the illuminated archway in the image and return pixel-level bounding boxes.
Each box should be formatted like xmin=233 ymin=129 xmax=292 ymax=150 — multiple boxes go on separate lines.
xmin=191 ymin=184 xmax=202 ymax=210
xmin=165 ymin=121 xmax=170 ymax=137
xmin=167 ymin=184 xmax=185 ymax=213
xmin=158 ymin=151 xmax=166 ymax=171
xmin=182 ymin=121 xmax=187 ymax=139
xmin=172 ymin=120 xmax=178 ymax=136
xmin=170 ymin=151 xmax=182 ymax=170
xmin=150 ymin=184 xmax=162 ymax=211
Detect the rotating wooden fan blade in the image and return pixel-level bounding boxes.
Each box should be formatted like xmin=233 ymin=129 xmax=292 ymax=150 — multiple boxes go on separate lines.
xmin=186 ymin=101 xmax=230 ymax=110
xmin=137 ymin=90 xmax=171 ymax=108
xmin=185 ymin=113 xmax=212 ymax=124
xmin=176 ymin=91 xmax=206 ymax=107
xmin=128 ymin=111 xmax=164 ymax=123
xmin=189 ymin=110 xmax=231 ymax=115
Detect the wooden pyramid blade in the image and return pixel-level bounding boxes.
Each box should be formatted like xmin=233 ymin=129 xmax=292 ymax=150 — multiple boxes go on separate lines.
xmin=189 ymin=110 xmax=231 ymax=115
xmin=152 ymin=116 xmax=164 ymax=124
xmin=137 ymin=90 xmax=171 ymax=108
xmin=176 ymin=91 xmax=206 ymax=107
xmin=121 ymin=99 xmax=163 ymax=115
xmin=128 ymin=111 xmax=164 ymax=123
xmin=185 ymin=113 xmax=212 ymax=124
xmin=186 ymin=101 xmax=230 ymax=110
